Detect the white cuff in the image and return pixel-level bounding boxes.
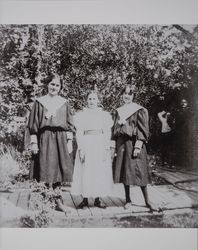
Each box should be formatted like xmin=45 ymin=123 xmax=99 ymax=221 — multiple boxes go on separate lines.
xmin=66 ymin=132 xmax=73 ymax=140
xmin=110 ymin=140 xmax=116 ymax=148
xmin=118 ymin=119 xmax=126 ymax=125
xmin=135 ymin=140 xmax=143 ymax=149
xmin=30 ymin=135 xmax=38 ymax=144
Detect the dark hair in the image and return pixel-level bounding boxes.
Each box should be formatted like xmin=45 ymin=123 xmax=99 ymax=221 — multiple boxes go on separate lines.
xmin=86 ymin=84 xmax=102 ymax=101
xmin=48 ymin=74 xmax=63 ymax=90
xmin=86 ymin=90 xmax=104 ymax=107
xmin=121 ymin=84 xmax=136 ymax=96
xmin=87 ymin=90 xmax=97 ymax=98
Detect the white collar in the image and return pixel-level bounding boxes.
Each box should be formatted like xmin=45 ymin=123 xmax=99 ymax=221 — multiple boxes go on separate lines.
xmin=83 ymin=107 xmax=103 ymax=112
xmin=37 ymin=95 xmax=67 ymax=118
xmin=117 ymin=102 xmax=143 ymax=122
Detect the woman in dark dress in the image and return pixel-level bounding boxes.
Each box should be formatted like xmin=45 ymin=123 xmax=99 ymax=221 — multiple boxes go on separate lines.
xmin=112 ymin=85 xmax=159 ymax=212
xmin=28 ymin=74 xmax=75 ymax=212
xmin=174 ymin=98 xmax=192 ymax=169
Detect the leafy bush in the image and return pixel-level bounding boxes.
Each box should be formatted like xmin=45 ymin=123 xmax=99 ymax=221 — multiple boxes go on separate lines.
xmin=20 ymin=182 xmax=60 ymax=227
xmin=0 ymin=24 xmax=197 ymax=153
xmin=0 ymin=144 xmax=30 ymax=189
xmin=0 ymin=145 xmax=20 ymax=188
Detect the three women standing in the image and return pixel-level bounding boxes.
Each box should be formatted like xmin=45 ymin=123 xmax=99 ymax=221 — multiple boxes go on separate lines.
xmin=28 ymin=77 xmax=158 ymax=212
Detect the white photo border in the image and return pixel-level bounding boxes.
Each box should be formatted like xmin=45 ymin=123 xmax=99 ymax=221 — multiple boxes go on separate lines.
xmin=0 ymin=0 xmax=197 ymax=250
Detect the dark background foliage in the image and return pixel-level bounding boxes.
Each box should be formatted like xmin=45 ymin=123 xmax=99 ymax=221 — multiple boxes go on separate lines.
xmin=0 ymin=24 xmax=197 ymax=161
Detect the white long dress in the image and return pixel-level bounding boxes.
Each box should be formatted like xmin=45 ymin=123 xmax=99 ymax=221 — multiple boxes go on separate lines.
xmin=71 ymin=107 xmax=114 ymax=197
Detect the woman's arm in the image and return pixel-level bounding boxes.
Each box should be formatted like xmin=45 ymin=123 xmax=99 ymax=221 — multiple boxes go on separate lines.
xmin=66 ymin=103 xmax=76 ymax=141
xmin=135 ymin=108 xmax=149 ymax=149
xmin=27 ymin=101 xmax=40 ymax=153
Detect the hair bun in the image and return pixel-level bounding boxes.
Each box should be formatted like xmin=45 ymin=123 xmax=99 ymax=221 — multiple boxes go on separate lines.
xmin=90 ymin=83 xmax=98 ymax=94
xmin=122 ymin=84 xmax=137 ymax=95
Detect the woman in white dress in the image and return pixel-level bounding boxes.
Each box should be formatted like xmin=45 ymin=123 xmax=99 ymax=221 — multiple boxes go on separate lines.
xmin=71 ymin=90 xmax=114 ymax=209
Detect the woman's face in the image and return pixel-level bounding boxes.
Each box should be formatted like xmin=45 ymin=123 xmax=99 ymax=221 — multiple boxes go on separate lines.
xmin=87 ymin=93 xmax=99 ymax=109
xmin=122 ymin=86 xmax=134 ymax=104
xmin=48 ymin=80 xmax=61 ymax=96
xmin=181 ymin=99 xmax=188 ymax=109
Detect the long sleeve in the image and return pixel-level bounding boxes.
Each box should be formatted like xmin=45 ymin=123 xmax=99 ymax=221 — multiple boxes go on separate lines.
xmin=158 ymin=111 xmax=165 ymax=123
xmin=73 ymin=113 xmax=84 ymax=150
xmin=136 ymin=108 xmax=149 ymax=142
xmin=66 ymin=103 xmax=75 ymax=140
xmin=103 ymin=112 xmax=115 ymax=149
xmin=111 ymin=111 xmax=122 ymax=139
xmin=28 ymin=101 xmax=39 ymax=135
xmin=27 ymin=101 xmax=40 ymax=144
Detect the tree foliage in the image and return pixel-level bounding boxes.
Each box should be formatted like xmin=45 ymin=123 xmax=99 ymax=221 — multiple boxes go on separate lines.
xmin=0 ymin=24 xmax=198 ymax=151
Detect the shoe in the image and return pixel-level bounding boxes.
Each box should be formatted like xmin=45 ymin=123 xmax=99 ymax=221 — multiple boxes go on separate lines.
xmin=77 ymin=200 xmax=89 ymax=209
xmin=94 ymin=199 xmax=106 ymax=209
xmin=124 ymin=202 xmax=132 ymax=209
xmin=146 ymin=201 xmax=162 ymax=213
xmin=55 ymin=198 xmax=67 ymax=213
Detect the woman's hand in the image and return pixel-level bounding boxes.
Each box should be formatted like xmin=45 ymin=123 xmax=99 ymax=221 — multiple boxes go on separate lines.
xmin=110 ymin=147 xmax=116 ymax=160
xmin=79 ymin=149 xmax=85 ymax=164
xmin=67 ymin=140 xmax=73 ymax=154
xmin=31 ymin=143 xmax=39 ymax=154
xmin=133 ymin=148 xmax=141 ymax=158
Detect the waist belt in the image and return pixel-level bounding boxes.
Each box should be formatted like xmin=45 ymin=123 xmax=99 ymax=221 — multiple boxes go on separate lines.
xmin=39 ymin=126 xmax=66 ymax=134
xmin=84 ymin=129 xmax=104 ymax=135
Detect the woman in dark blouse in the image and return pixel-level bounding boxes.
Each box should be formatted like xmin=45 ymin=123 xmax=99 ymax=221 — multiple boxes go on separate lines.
xmin=28 ymin=74 xmax=75 ymax=212
xmin=112 ymin=85 xmax=160 ymax=212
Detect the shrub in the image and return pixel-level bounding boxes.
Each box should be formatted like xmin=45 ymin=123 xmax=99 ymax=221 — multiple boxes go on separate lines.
xmin=0 ymin=144 xmax=30 ymax=189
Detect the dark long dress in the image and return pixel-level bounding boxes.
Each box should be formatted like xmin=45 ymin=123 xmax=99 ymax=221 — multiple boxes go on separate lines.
xmin=28 ymin=99 xmax=75 ymax=183
xmin=174 ymin=108 xmax=192 ymax=168
xmin=112 ymin=106 xmax=150 ymax=186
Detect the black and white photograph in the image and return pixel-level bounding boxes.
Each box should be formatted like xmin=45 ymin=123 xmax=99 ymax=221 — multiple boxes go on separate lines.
xmin=0 ymin=23 xmax=198 ymax=228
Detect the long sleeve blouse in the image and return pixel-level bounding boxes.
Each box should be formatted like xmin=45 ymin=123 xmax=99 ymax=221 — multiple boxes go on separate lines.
xmin=28 ymin=98 xmax=75 ymax=142
xmin=112 ymin=107 xmax=149 ymax=144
